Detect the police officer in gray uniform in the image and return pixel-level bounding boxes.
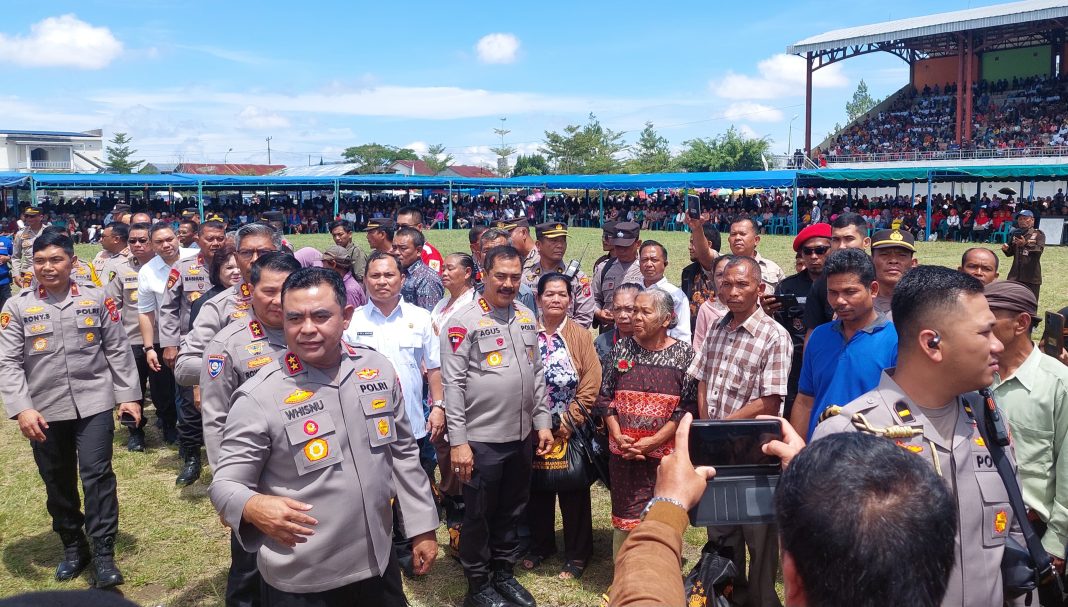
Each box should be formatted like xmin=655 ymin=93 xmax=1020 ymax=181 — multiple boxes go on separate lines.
xmin=521 ymin=222 xmax=596 ymax=328
xmin=104 ymin=221 xmax=176 ymax=452
xmin=591 ymin=222 xmax=643 ymax=333
xmin=813 ymin=266 xmax=1026 ymax=607
xmin=442 ymin=245 xmax=554 ymax=607
xmin=158 ymin=220 xmax=228 ymax=484
xmin=12 ymin=206 xmax=44 ymax=287
xmin=209 ymin=268 xmax=438 ymax=606
xmin=174 ymin=223 xmax=281 ymax=388
xmin=200 ymin=252 xmax=297 ymax=607
xmin=0 ymin=230 xmax=141 ymax=589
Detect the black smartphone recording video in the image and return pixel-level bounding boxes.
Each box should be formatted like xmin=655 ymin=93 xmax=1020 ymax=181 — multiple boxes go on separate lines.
xmin=688 ymin=419 xmax=783 ymax=468
xmin=686 ymin=194 xmax=701 ymax=219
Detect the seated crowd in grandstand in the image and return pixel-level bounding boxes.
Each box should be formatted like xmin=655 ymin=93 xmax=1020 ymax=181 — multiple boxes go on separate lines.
xmin=818 ymin=74 xmax=1068 ymax=161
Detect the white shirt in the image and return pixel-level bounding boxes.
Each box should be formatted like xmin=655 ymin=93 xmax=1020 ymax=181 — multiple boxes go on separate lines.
xmin=136 ymin=248 xmax=198 ymax=313
xmin=343 ymin=299 xmax=440 ymax=440
xmin=645 ymin=276 xmax=692 ymax=344
xmin=430 ymin=288 xmax=476 ymax=335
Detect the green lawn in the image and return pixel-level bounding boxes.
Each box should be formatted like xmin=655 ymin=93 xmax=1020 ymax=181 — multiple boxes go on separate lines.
xmin=0 ymin=228 xmax=1063 ymax=606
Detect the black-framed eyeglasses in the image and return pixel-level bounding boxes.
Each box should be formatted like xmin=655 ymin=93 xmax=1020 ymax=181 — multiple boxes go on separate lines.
xmin=802 ymin=246 xmax=830 ymax=256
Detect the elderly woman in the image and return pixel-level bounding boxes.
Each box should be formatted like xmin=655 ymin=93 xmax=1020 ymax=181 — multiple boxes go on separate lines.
xmin=431 ymin=253 xmax=477 ymax=335
xmin=596 ymin=288 xmax=698 ymax=556
xmin=522 ymin=273 xmax=602 ymax=579
xmin=593 ymin=283 xmax=643 ymax=366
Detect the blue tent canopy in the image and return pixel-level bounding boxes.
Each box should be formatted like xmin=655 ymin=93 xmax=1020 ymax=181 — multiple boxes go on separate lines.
xmin=0 ymin=172 xmax=29 ymax=187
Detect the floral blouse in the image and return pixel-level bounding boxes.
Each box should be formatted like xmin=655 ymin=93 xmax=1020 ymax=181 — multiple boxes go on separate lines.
xmin=539 ymin=329 xmax=579 ymax=418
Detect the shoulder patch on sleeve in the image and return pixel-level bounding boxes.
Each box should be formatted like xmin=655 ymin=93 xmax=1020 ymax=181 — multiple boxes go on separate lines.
xmin=447 ymin=326 xmax=468 ymax=352
xmin=166 ymin=268 xmax=180 ymax=290
xmin=104 ymin=297 xmax=120 ymax=322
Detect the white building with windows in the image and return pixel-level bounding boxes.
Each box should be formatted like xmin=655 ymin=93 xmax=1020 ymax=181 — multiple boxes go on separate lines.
xmin=0 ymin=129 xmax=105 ymax=172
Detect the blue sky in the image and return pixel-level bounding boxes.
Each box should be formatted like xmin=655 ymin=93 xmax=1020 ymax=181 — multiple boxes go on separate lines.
xmin=0 ymin=0 xmax=1009 ymax=168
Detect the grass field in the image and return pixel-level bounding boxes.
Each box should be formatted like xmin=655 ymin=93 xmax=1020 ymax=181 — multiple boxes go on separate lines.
xmin=0 ymin=228 xmax=1064 ymax=606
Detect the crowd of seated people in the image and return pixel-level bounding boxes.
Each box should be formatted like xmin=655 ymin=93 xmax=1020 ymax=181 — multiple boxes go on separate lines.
xmin=818 ymin=74 xmax=1068 ymax=162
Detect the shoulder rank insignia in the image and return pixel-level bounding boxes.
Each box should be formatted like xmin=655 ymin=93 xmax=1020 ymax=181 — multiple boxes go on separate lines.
xmin=284 ymin=351 xmax=304 ymax=374
xmin=478 ymin=297 xmax=491 ymax=314
xmin=166 ymin=268 xmax=180 ymax=290
xmin=70 ymin=283 xmax=80 ymax=296
xmin=248 ymin=320 xmax=265 ymax=339
xmin=894 ymin=400 xmax=915 ymax=424
xmin=240 ymin=283 xmax=251 ymax=298
xmin=37 ymin=286 xmax=47 ymax=298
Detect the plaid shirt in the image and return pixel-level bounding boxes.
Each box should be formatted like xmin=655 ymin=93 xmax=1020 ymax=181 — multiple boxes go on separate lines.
xmin=686 ymin=305 xmax=792 ymax=419
xmin=401 ymin=259 xmax=444 ymax=312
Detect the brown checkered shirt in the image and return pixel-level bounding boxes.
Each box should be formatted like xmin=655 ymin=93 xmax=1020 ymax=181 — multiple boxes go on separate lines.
xmin=686 ymin=305 xmax=792 ymax=420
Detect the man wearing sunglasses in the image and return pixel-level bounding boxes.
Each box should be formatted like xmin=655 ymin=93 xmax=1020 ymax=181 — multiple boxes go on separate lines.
xmin=773 ymin=223 xmax=830 ymax=420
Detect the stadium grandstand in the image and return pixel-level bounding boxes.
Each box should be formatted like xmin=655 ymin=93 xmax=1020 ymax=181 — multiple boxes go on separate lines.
xmin=787 ymin=0 xmax=1068 ymax=168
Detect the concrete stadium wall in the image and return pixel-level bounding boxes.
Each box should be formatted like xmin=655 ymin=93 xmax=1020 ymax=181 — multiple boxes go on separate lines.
xmin=913 ymin=55 xmax=979 ymax=91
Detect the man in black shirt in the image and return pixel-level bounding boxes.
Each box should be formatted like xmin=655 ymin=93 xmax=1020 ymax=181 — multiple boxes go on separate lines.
xmin=776 ymin=224 xmax=830 ymax=418
xmin=680 ymin=217 xmax=721 ymax=334
xmin=803 ymin=213 xmax=871 ymax=340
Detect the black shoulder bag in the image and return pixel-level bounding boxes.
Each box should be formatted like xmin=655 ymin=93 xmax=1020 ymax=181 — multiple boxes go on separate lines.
xmin=970 ymin=389 xmax=1065 ymax=607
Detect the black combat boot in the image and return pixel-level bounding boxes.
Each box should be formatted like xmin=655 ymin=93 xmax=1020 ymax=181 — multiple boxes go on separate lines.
xmin=88 ymin=536 xmax=124 ymax=589
xmin=54 ymin=530 xmax=91 ymax=581
xmin=127 ymin=428 xmax=146 ymax=452
xmin=176 ymin=450 xmax=202 ymax=486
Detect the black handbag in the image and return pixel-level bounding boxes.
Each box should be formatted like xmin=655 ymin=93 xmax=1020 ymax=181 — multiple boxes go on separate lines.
xmin=531 ymin=430 xmax=589 ymax=493
xmin=568 ymin=400 xmax=611 ymax=489
xmin=684 ymin=541 xmax=737 ymax=607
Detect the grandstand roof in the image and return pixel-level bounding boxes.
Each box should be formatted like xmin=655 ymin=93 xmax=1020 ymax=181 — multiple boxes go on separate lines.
xmin=787 ymin=0 xmax=1068 ymax=55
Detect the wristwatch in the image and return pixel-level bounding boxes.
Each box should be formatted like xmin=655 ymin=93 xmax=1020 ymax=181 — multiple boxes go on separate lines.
xmin=430 ymin=400 xmax=446 ymax=411
xmin=143 ymin=346 xmax=154 ymax=354
xmin=639 ymin=496 xmax=686 ymax=521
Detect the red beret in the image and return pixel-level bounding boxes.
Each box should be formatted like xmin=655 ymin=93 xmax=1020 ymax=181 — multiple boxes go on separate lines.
xmin=792 ymin=223 xmax=832 ymax=252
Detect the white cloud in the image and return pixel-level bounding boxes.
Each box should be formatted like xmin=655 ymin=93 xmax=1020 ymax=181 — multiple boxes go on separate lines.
xmin=236 ymin=106 xmax=290 ymax=129
xmin=0 ymin=14 xmax=123 ymax=69
xmin=90 ymin=84 xmax=664 ymax=121
xmin=736 ymin=124 xmax=761 ymax=139
xmin=476 ymin=33 xmax=520 ymax=64
xmin=712 ymin=53 xmax=847 ymax=100
xmin=723 ymin=102 xmax=783 ymax=123
xmin=404 ymin=141 xmax=429 ymax=155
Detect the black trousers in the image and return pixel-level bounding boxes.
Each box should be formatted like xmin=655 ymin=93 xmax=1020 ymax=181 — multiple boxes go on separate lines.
xmin=0 ymin=282 xmax=10 ymax=310
xmin=526 ymin=485 xmax=593 ymax=564
xmin=460 ymin=435 xmax=533 ymax=586
xmin=31 ymin=411 xmax=118 ymax=539
xmin=260 ymin=554 xmax=406 ymax=607
xmin=132 ymin=345 xmax=177 ymax=430
xmin=175 ymin=385 xmax=203 ymax=452
xmin=228 ymin=531 xmax=262 ymax=607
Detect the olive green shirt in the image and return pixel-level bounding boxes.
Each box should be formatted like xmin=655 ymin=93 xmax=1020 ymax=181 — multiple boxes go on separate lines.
xmin=994 ymin=344 xmax=1068 ymax=556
